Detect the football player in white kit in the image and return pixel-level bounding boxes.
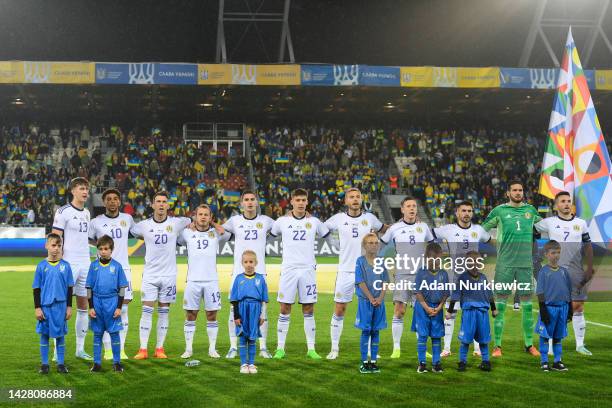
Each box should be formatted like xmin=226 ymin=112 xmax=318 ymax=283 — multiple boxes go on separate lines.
xmin=324 ymin=188 xmax=386 ymax=360
xmin=433 ymin=201 xmax=491 ymax=357
xmin=535 ymin=191 xmax=594 ymax=355
xmin=271 ymin=188 xmax=331 ymax=360
xmin=132 ymin=191 xmax=192 ymax=359
xmin=222 ymin=190 xmax=274 ymax=359
xmin=89 ymin=188 xmax=136 ymax=360
xmin=380 ymin=197 xmax=434 ymax=359
xmin=179 ymin=204 xmax=231 ymax=359
xmin=52 ymin=177 xmax=92 ymax=360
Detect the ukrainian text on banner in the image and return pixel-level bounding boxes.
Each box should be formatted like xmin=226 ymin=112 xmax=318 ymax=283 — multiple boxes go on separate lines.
xmin=359 ymin=65 xmax=400 ymax=87
xmin=595 ymin=70 xmax=612 ymax=90
xmin=154 ymin=63 xmax=197 ymax=85
xmin=255 ymin=64 xmax=300 ymax=85
xmin=0 ymin=61 xmax=24 ymax=83
xmin=22 ymin=62 xmax=95 ymax=84
xmin=49 ymin=62 xmax=95 ymax=84
xmin=456 ymin=67 xmax=500 ymax=88
xmin=400 ymin=67 xmax=433 ymax=87
xmin=198 ymin=64 xmax=231 ymax=85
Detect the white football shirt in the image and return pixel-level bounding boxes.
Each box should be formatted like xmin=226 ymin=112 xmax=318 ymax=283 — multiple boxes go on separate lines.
xmin=178 ymin=227 xmax=231 ymax=281
xmin=433 ymin=223 xmax=491 ymax=259
xmin=271 ymin=214 xmax=330 ymax=269
xmin=325 ymin=211 xmax=383 ymax=273
xmin=223 ymin=214 xmax=274 ymax=275
xmin=380 ymin=220 xmax=434 ymax=274
xmin=52 ymin=203 xmax=91 ymax=265
xmin=89 ymin=213 xmax=135 ymax=269
xmin=132 ymin=216 xmax=191 ymax=278
xmin=535 ymin=215 xmax=591 ymax=273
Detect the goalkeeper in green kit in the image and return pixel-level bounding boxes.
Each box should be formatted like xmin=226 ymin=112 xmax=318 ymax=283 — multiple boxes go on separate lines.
xmin=482 ymin=180 xmax=542 ymax=358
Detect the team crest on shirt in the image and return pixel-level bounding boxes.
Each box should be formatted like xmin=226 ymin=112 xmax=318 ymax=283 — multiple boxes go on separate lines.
xmin=208 ymin=231 xmax=215 ymax=238
xmin=166 ymin=226 xmax=173 ymax=232
xmin=255 ymin=278 xmax=261 ymax=286
xmin=361 ymin=220 xmax=368 ymax=226
xmin=416 ymin=226 xmax=423 ymax=233
xmin=59 ymin=264 xmax=65 ymax=272
xmin=573 ymin=225 xmax=581 ymax=231
xmin=524 ymin=213 xmax=531 ymax=219
xmin=256 ymin=222 xmax=263 ymax=229
xmin=120 ymin=220 xmax=127 ymax=227
xmin=110 ymin=266 xmax=116 ymax=274
xmin=471 ymin=232 xmax=478 ymax=239
xmin=305 ymin=222 xmax=312 ymax=230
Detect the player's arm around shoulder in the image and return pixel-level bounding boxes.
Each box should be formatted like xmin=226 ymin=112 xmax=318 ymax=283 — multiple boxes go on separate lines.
xmin=324 ymin=213 xmax=338 ymax=231
xmin=379 ymin=222 xmax=396 ymax=244
xmin=177 ymin=229 xmax=188 ymax=247
xmin=88 ymin=217 xmax=98 ymax=243
xmin=270 ymin=217 xmax=283 ymax=237
xmin=221 ymin=216 xmax=234 ymax=233
xmin=178 ymin=216 xmax=193 ymax=231
xmin=131 ymin=219 xmax=145 ymax=239
xmin=528 ymin=204 xmax=543 ymax=223
xmin=316 ymin=217 xmax=331 ymax=238
xmin=481 ymin=206 xmax=499 ymax=231
xmin=534 ymin=217 xmax=549 ymax=234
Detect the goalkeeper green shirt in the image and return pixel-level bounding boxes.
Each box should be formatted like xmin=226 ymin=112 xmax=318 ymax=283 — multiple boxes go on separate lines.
xmin=482 ymin=203 xmax=542 ymax=268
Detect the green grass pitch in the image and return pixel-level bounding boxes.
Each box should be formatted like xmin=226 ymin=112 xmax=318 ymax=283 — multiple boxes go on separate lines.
xmin=1 ymin=257 xmax=611 ymax=408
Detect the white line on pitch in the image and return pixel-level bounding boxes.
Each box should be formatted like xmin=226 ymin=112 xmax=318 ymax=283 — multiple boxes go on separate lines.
xmin=586 ymin=320 xmax=612 ymax=329
xmin=526 ymin=307 xmax=612 ymax=329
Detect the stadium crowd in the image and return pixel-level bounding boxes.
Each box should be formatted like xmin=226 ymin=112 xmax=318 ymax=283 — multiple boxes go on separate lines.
xmin=395 ymin=128 xmax=549 ymax=224
xmin=0 ymin=124 xmax=104 ymax=226
xmin=0 ymin=124 xmax=247 ymax=226
xmin=5 ymin=122 xmax=602 ymax=228
xmin=102 ymin=126 xmax=247 ymax=222
xmin=249 ymin=126 xmax=391 ymax=219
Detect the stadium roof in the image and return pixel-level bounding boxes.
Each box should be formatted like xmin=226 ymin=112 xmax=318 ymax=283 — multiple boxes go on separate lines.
xmin=2 ymin=0 xmax=612 ymax=131
xmin=1 ymin=0 xmax=611 ymax=68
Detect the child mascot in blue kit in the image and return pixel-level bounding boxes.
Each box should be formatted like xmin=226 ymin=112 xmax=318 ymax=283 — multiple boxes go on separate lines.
xmin=230 ymin=250 xmax=269 ymax=374
xmin=33 ymin=233 xmax=74 ymax=374
xmin=87 ymin=235 xmax=128 ymax=372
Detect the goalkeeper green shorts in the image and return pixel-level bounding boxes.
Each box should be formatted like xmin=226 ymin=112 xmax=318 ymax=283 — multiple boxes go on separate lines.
xmin=493 ymin=266 xmax=534 ymax=296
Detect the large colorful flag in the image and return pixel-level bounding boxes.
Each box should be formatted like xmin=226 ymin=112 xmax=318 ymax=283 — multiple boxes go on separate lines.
xmin=539 ymin=27 xmax=612 ymax=244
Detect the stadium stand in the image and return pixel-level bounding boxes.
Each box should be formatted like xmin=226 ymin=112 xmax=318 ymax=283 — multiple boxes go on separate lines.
xmin=0 ymin=124 xmax=248 ymax=226
xmin=6 ymin=122 xmax=609 ymax=228
xmin=249 ymin=126 xmax=391 ymax=220
xmin=391 ymin=128 xmax=549 ymax=225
